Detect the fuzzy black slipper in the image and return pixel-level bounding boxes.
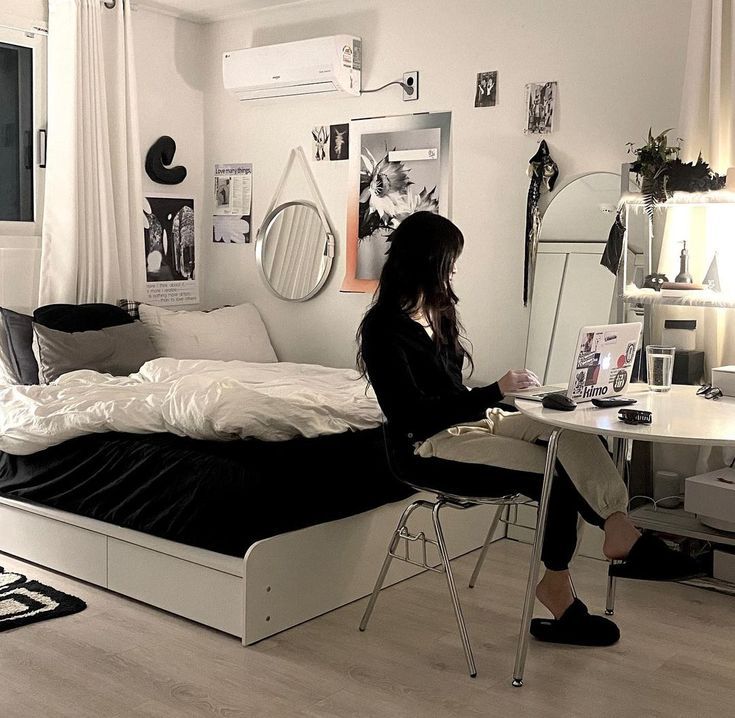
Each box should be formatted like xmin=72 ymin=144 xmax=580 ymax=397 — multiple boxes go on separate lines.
xmin=530 ymin=598 xmax=620 ymax=646
xmin=608 ymin=533 xmax=704 ymax=581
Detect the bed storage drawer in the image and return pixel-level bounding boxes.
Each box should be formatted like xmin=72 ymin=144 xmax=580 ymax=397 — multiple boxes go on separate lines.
xmin=107 ymin=538 xmax=243 ymax=636
xmin=0 ymin=502 xmax=107 ymax=585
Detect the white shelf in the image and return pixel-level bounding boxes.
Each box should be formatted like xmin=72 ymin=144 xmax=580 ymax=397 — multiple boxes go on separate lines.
xmin=621 ymin=189 xmax=735 ymax=208
xmin=622 ymin=289 xmax=735 ymax=309
xmin=630 ymin=505 xmax=735 ymax=547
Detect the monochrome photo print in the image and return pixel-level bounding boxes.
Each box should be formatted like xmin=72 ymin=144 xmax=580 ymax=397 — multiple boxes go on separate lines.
xmin=525 ymin=81 xmax=557 ymax=134
xmin=474 ymin=71 xmax=497 ymax=107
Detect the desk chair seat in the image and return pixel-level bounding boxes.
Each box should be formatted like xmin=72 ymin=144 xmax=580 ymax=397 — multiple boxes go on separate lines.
xmin=359 ymin=467 xmax=534 ymax=679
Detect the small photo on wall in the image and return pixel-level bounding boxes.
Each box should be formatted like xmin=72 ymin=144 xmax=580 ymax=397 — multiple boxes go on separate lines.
xmin=474 ymin=71 xmax=497 ymax=107
xmin=329 ymin=123 xmax=349 ymax=161
xmin=312 ymin=125 xmax=328 ymax=161
xmin=525 ymin=81 xmax=557 ymax=134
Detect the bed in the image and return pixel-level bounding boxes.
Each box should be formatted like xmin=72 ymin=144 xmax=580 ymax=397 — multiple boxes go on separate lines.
xmin=0 ymin=302 xmax=499 ymax=642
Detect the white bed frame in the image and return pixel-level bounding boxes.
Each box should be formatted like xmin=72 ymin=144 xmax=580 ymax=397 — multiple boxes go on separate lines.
xmin=0 ymin=493 xmax=502 ymax=643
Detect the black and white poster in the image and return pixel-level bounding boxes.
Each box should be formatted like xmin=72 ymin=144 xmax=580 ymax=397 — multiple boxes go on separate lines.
xmin=143 ymin=195 xmax=198 ymax=305
xmin=525 ymin=81 xmax=557 ymax=134
xmin=343 ymin=112 xmax=451 ymax=292
xmin=329 ymin=123 xmax=349 ymax=160
xmin=474 ymin=71 xmax=497 ymax=107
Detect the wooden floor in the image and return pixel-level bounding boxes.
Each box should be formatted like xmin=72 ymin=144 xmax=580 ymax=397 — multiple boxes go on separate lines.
xmin=1 ymin=539 xmax=733 ymax=718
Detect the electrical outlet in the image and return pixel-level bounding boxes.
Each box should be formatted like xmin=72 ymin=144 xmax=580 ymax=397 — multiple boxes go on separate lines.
xmin=402 ymin=71 xmax=419 ymax=101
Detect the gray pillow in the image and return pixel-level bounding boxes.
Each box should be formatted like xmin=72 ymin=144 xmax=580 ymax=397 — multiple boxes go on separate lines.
xmin=0 ymin=317 xmax=20 ymax=384
xmin=33 ymin=321 xmax=160 ymax=384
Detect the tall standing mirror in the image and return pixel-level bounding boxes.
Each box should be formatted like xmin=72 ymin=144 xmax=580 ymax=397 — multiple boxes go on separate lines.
xmin=525 ymin=172 xmax=622 ymax=383
xmin=256 ymin=200 xmax=335 ymax=301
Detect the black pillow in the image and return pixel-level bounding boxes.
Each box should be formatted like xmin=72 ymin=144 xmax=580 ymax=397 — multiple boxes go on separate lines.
xmin=0 ymin=308 xmax=38 ymax=384
xmin=34 ymin=303 xmax=134 ymax=333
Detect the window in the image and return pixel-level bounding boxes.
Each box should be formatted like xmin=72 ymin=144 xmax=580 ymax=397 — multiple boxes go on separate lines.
xmin=0 ymin=24 xmax=46 ymax=233
xmin=0 ymin=40 xmax=34 ymax=221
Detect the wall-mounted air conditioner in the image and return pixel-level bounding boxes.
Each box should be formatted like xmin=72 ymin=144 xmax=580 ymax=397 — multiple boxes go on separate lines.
xmin=223 ymin=35 xmax=362 ymax=101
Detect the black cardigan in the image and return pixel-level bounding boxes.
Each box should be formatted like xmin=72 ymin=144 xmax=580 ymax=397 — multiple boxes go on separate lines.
xmin=360 ymin=307 xmax=503 ymax=446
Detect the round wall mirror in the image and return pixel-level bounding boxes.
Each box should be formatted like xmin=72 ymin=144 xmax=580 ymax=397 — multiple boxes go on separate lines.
xmin=256 ymin=201 xmax=334 ymax=301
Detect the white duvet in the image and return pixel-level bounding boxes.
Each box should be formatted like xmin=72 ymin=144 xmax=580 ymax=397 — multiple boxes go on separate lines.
xmin=0 ymin=358 xmax=383 ymax=456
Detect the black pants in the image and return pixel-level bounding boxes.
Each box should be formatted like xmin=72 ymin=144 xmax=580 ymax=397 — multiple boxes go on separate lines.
xmin=389 ymin=447 xmax=605 ymax=572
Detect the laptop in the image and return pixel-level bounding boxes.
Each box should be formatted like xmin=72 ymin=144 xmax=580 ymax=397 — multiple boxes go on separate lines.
xmin=509 ymin=322 xmax=643 ymax=403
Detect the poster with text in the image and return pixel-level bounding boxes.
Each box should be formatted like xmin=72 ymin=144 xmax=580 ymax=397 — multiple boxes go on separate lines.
xmin=143 ymin=196 xmax=199 ymax=306
xmin=213 ymin=164 xmax=252 ymax=245
xmin=342 ymin=112 xmax=451 ymax=292
xmin=214 ymin=163 xmax=252 ymax=215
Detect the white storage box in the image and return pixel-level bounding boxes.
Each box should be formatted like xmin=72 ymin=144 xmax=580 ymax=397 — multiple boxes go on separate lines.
xmin=684 ymin=467 xmax=735 ymax=532
xmin=711 ymin=365 xmax=735 ymax=397
xmin=713 ymin=549 xmax=735 ymax=584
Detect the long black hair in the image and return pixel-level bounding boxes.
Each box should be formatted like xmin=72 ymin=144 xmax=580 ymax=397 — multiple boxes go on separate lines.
xmin=356 ymin=211 xmax=473 ymax=376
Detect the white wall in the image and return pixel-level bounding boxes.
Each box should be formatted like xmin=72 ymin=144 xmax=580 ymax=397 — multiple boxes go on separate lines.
xmin=0 ymin=0 xmax=45 ymax=25
xmin=0 ymin=3 xmax=205 ymax=312
xmin=133 ymin=7 xmax=204 ymax=293
xmin=200 ymin=0 xmax=692 ymax=379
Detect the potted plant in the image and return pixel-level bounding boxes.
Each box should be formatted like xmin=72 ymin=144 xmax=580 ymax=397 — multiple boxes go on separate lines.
xmin=627 ymin=128 xmax=725 ymax=218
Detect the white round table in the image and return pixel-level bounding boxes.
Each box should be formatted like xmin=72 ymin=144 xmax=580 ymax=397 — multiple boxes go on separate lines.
xmin=515 ymin=384 xmax=735 ymax=447
xmin=509 ymin=383 xmax=735 ymax=687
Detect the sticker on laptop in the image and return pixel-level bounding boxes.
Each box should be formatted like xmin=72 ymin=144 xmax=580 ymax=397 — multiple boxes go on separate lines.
xmin=577 ymin=352 xmax=600 ymax=369
xmin=580 ymin=332 xmax=604 ymax=353
xmin=572 ymin=370 xmax=586 ymax=397
xmin=625 ymin=342 xmax=636 ymax=364
xmin=610 ymin=369 xmax=628 ymax=393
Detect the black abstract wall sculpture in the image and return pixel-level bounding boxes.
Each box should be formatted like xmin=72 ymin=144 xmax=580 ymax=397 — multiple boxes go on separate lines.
xmin=145 ymin=135 xmax=187 ymax=185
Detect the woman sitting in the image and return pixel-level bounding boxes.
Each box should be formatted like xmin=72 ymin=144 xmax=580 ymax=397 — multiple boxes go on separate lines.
xmin=356 ymin=211 xmax=699 ymax=646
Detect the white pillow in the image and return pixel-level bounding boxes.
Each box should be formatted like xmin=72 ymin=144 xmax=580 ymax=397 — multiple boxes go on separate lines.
xmin=138 ymin=303 xmax=278 ymax=363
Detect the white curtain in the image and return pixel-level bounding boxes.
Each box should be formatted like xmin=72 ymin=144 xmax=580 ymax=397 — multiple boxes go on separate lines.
xmin=654 ymin=0 xmax=735 ymax=472
xmin=39 ymin=0 xmax=143 ymax=305
xmin=679 ymin=0 xmax=735 ymax=169
xmin=657 ymin=0 xmax=735 ymax=370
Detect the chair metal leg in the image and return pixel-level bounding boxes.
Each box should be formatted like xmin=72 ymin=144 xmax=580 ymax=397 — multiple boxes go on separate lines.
xmin=469 ymin=504 xmax=506 ymax=588
xmin=359 ymin=500 xmax=423 ymax=631
xmin=432 ymin=501 xmax=477 ymax=678
xmin=605 ymin=571 xmax=617 ymax=615
xmin=512 ymin=428 xmax=562 ymax=688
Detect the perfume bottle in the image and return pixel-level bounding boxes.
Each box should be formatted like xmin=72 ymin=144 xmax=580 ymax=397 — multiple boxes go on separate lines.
xmin=675 ymin=240 xmax=693 ymax=284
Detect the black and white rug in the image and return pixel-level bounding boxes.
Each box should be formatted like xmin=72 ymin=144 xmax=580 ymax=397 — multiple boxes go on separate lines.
xmin=0 ymin=565 xmax=86 ymax=632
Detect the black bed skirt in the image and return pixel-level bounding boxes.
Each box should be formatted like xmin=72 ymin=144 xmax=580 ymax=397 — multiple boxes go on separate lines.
xmin=0 ymin=429 xmax=414 ymax=557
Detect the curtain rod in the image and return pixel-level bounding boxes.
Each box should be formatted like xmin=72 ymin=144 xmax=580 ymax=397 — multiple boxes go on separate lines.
xmin=0 ymin=22 xmax=47 ymax=36
xmin=0 ymin=3 xmax=117 ymax=35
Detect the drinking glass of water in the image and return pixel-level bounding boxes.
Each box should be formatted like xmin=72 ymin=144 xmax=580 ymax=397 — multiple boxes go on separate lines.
xmin=646 ymin=345 xmax=676 ymax=392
